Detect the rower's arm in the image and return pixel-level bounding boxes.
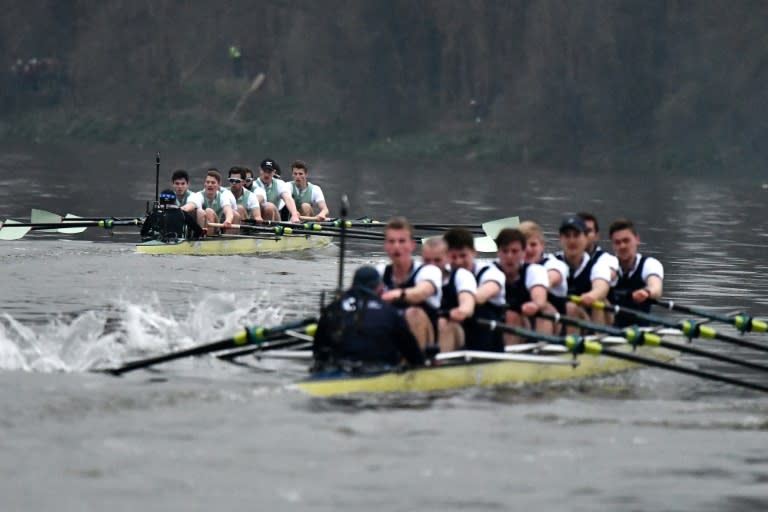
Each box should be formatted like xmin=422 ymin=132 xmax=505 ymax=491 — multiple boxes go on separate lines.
xmin=451 ymin=290 xmax=475 ymax=321
xmin=315 ymin=199 xmax=330 ymax=221
xmin=475 ymin=280 xmax=501 ymax=305
xmin=402 ymin=281 xmax=437 ymax=304
xmin=547 ymin=268 xmax=563 ymax=288
xmin=580 ymin=279 xmax=610 ymax=305
xmin=632 ymin=274 xmax=663 ymax=303
xmin=222 ymin=204 xmax=234 ymax=224
xmin=281 ymin=191 xmax=300 ymax=218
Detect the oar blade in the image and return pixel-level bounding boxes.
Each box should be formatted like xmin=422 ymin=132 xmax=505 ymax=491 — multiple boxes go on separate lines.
xmin=0 ymin=220 xmax=32 ymax=240
xmin=473 ymin=235 xmax=497 ymax=253
xmin=58 ymin=213 xmax=88 ymax=234
xmin=30 ymin=208 xmax=63 ymax=233
xmin=481 ymin=216 xmax=519 ymax=238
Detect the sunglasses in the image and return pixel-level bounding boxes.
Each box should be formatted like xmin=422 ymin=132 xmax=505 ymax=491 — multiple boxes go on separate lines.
xmin=245 ymin=177 xmax=253 ymax=182
xmin=228 ymin=178 xmax=242 ymax=184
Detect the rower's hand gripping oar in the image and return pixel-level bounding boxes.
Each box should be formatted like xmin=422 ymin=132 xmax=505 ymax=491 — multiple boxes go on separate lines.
xmin=651 ymin=298 xmax=768 ymax=334
xmin=571 ymin=296 xmax=768 ymax=354
xmin=94 ymin=318 xmax=317 ymax=376
xmin=477 ymin=319 xmax=768 ymax=393
xmin=537 ymin=311 xmax=768 ymax=373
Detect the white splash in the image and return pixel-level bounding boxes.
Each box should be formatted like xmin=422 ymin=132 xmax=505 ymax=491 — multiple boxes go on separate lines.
xmin=0 ymin=291 xmax=284 ymax=373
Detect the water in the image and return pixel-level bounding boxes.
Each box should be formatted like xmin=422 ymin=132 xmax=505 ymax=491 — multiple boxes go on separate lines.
xmin=1 ymin=142 xmax=767 ymax=510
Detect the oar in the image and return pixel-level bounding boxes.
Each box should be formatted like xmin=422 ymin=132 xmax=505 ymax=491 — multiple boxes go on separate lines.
xmin=571 ymin=296 xmax=768 ymax=354
xmin=537 ymin=311 xmax=768 ymax=373
xmin=32 ymin=209 xmax=145 ymax=223
xmin=30 ymin=209 xmax=87 ymax=234
xmin=651 ymin=298 xmax=768 ymax=334
xmin=95 ymin=318 xmax=317 ymax=375
xmin=216 ymin=335 xmax=310 ymax=361
xmin=0 ymin=218 xmax=143 ymax=240
xmin=209 ymin=223 xmax=390 ymax=242
xmin=477 ymin=319 xmax=768 ymax=393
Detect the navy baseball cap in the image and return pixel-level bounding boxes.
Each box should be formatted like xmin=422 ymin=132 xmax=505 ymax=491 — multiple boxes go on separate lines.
xmin=559 ymin=216 xmax=588 ymax=233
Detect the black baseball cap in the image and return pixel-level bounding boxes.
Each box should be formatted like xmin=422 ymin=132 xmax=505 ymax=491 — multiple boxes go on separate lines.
xmin=260 ymin=159 xmax=280 ymax=173
xmin=559 ymin=216 xmax=588 ymax=233
xmin=352 ymin=265 xmax=382 ymax=291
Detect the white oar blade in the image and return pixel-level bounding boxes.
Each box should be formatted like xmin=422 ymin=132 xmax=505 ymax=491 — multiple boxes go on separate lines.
xmin=0 ymin=220 xmax=32 ymax=240
xmin=473 ymin=235 xmax=497 ymax=253
xmin=31 ymin=208 xmax=62 ymax=224
xmin=482 ymin=216 xmax=519 ymax=239
xmin=30 ymin=208 xmax=63 ymax=233
xmin=58 ymin=213 xmax=87 ymax=234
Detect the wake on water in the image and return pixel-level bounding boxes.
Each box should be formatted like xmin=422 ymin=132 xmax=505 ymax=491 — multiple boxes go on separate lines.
xmin=0 ymin=291 xmax=284 ymax=373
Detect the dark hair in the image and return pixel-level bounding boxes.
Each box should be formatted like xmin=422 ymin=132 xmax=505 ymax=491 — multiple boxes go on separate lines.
xmin=171 ymin=169 xmax=189 ymax=183
xmin=577 ymin=211 xmax=598 ymax=232
xmin=608 ymin=218 xmax=638 ymax=237
xmin=443 ymin=228 xmax=475 ymax=250
xmin=206 ymin=168 xmax=222 ymax=184
xmin=385 ymin=216 xmax=413 ymax=235
xmin=495 ymin=228 xmax=527 ymax=249
xmin=291 ymin=160 xmax=308 ymax=172
xmin=228 ymin=166 xmax=247 ymax=180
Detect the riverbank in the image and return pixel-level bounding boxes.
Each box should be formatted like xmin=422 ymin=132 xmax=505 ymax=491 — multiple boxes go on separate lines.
xmin=0 ymin=104 xmax=752 ymax=174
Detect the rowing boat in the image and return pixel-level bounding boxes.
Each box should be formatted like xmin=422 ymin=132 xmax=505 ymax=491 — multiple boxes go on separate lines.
xmin=136 ymin=234 xmax=331 ymax=255
xmin=291 ymin=330 xmax=683 ymax=397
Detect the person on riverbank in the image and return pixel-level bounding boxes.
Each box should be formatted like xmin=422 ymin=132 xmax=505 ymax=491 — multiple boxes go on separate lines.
xmin=311 ymin=265 xmax=425 ymax=373
xmin=421 ymin=236 xmax=476 ymax=352
xmin=288 ymin=160 xmax=329 ymax=221
xmin=378 ymin=216 xmax=443 ymax=349
xmin=443 ymin=227 xmax=506 ymax=352
xmin=609 ymin=218 xmax=664 ymax=327
xmin=253 ymin=159 xmax=300 ymax=223
xmin=227 ymin=166 xmax=265 ymax=222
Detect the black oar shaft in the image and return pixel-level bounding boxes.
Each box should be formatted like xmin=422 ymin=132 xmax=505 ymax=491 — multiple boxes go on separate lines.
xmin=538 ymin=312 xmax=768 ymax=373
xmin=651 ymin=298 xmax=768 ymax=333
xmin=580 ymin=298 xmax=768 ymax=353
xmin=477 ymin=319 xmax=768 ymax=394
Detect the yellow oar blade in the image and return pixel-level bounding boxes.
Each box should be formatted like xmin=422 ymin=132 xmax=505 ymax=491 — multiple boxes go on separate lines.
xmin=481 ymin=216 xmax=519 ymax=239
xmin=0 ymin=219 xmax=32 ymax=240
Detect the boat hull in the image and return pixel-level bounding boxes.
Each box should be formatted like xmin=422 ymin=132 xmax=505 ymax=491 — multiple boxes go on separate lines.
xmin=292 ymin=343 xmax=679 ymax=397
xmin=136 ymin=235 xmax=331 ymax=255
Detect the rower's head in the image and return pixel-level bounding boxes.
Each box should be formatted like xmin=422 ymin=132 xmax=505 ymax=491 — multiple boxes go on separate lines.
xmin=171 ymin=169 xmax=189 ymax=197
xmin=159 ymin=188 xmax=177 ymax=206
xmin=291 ymin=160 xmax=309 ymax=187
xmin=444 ymin=228 xmax=477 ymax=271
xmin=244 ymin=168 xmax=255 ymax=189
xmin=384 ymin=216 xmax=416 ymax=264
xmin=518 ymin=221 xmax=546 ymax=263
xmin=577 ymin=211 xmax=599 ymax=252
xmin=558 ymin=215 xmax=588 ymax=256
xmin=609 ymin=218 xmax=640 ymax=263
xmin=352 ymin=265 xmax=383 ymax=293
xmin=204 ymin=169 xmax=222 ymax=194
xmin=495 ymin=228 xmax=526 ymax=274
xmin=228 ymin=166 xmax=247 ymax=193
xmin=259 ymin=158 xmax=279 ymax=184
xmin=421 ymin=237 xmax=448 ymax=272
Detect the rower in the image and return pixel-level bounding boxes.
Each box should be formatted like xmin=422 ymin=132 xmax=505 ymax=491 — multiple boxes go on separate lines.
xmin=244 ymin=168 xmax=256 ymax=192
xmin=171 ymin=169 xmax=194 ymax=207
xmin=518 ymin=220 xmax=569 ymax=315
xmin=182 ymin=168 xmax=238 ymax=234
xmin=227 ymin=166 xmax=265 ymax=222
xmin=494 ymin=228 xmax=555 ymax=343
xmin=578 ymin=211 xmax=619 ymax=283
xmin=421 ymin=237 xmax=476 ymax=352
xmin=555 ymin=216 xmax=613 ymax=327
xmin=311 ymin=265 xmax=425 ymax=373
xmin=288 ymin=160 xmax=330 ymax=221
xmin=443 ymin=228 xmax=506 ymax=352
xmin=377 ymin=216 xmax=443 ymax=349
xmin=609 ymin=218 xmax=664 ymax=327
xmin=140 ymin=188 xmax=202 ymax=242
xmin=254 ymin=159 xmax=300 ymax=223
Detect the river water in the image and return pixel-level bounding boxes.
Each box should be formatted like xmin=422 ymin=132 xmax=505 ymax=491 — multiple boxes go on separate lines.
xmin=1 ymin=142 xmax=767 ymax=511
